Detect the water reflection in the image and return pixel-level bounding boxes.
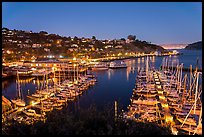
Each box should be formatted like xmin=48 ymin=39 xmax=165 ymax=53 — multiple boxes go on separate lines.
xmin=107 ymin=69 xmax=114 ymax=80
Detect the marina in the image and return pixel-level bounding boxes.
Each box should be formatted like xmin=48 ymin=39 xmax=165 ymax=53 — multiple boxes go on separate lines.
xmin=2 ymin=72 xmax=97 ymax=125
xmin=2 ymin=2 xmax=202 ymax=135
xmin=2 ymin=49 xmax=202 ymax=135
xmin=124 ymin=55 xmax=202 ymax=135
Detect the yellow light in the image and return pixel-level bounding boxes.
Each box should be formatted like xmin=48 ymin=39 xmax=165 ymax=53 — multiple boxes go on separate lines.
xmin=157 ymin=85 xmax=162 ymax=89
xmin=159 ymin=96 xmax=165 ymax=100
xmin=73 ymin=57 xmax=76 ymax=61
xmin=74 ymin=64 xmax=76 ymax=67
xmin=165 ymin=115 xmax=173 ymax=123
xmin=30 ymin=101 xmax=34 ymax=106
xmin=162 ymin=103 xmax=169 ymax=108
xmin=171 ymin=127 xmax=178 ymax=135
xmin=52 ymin=67 xmax=56 ymax=71
xmin=7 ymin=50 xmax=11 ymax=54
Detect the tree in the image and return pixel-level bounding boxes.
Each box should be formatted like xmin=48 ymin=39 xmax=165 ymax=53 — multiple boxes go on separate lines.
xmin=92 ymin=36 xmax=96 ymax=40
xmin=39 ymin=31 xmax=48 ymax=35
xmin=120 ymin=38 xmax=126 ymax=41
xmin=73 ymin=36 xmax=78 ymax=43
xmin=127 ymin=35 xmax=136 ymax=41
xmin=67 ymin=36 xmax=71 ymax=41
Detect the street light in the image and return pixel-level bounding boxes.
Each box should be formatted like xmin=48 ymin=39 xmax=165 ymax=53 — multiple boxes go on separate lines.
xmin=73 ymin=57 xmax=76 ymax=61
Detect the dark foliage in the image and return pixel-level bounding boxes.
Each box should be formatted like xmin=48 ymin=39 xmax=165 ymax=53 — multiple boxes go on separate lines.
xmin=3 ymin=104 xmax=172 ymax=135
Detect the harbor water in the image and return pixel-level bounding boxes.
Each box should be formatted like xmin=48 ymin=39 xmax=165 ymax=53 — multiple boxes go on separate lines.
xmin=2 ymin=49 xmax=202 ymax=111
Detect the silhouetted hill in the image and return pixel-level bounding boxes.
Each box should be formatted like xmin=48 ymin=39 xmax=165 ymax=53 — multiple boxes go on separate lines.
xmin=185 ymin=41 xmax=202 ymax=50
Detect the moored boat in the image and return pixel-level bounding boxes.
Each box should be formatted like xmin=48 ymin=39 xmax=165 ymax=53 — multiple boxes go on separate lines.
xmin=109 ymin=61 xmax=127 ymax=69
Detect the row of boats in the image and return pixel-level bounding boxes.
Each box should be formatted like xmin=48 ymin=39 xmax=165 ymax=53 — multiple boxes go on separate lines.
xmin=124 ymin=57 xmax=202 ymax=135
xmin=3 ymin=74 xmax=97 ymax=125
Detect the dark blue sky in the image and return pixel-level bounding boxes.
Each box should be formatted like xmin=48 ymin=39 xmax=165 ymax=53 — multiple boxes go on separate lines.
xmin=2 ymin=2 xmax=202 ymax=44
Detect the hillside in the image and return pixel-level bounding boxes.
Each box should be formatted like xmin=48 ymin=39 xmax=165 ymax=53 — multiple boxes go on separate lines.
xmin=185 ymin=41 xmax=202 ymax=50
xmin=125 ymin=40 xmax=166 ymax=53
xmin=2 ymin=28 xmax=167 ymax=61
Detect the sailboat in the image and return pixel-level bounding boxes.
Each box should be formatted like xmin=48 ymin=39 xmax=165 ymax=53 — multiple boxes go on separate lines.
xmin=11 ymin=70 xmax=26 ymax=107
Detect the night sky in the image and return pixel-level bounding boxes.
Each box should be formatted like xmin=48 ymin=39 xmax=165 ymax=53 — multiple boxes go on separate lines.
xmin=2 ymin=2 xmax=202 ymax=45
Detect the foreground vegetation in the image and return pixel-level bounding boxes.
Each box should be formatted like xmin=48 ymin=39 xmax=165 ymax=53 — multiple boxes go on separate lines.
xmin=2 ymin=103 xmax=172 ymax=135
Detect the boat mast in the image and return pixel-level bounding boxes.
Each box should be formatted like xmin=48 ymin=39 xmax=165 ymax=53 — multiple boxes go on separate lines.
xmin=146 ymin=56 xmax=148 ymax=82
xmin=53 ymin=67 xmax=55 ymax=92
xmin=179 ymin=63 xmax=183 ymax=94
xmin=46 ymin=68 xmax=48 ymax=92
xmin=177 ymin=65 xmax=180 ymax=92
xmin=194 ymin=72 xmax=199 ymax=114
xmin=181 ymin=90 xmax=202 ymax=128
xmin=77 ymin=62 xmax=79 ymax=83
xmin=182 ymin=74 xmax=187 ymax=104
xmin=17 ymin=70 xmax=21 ymax=99
xmin=63 ymin=62 xmax=65 ymax=81
xmin=189 ymin=65 xmax=192 ymax=98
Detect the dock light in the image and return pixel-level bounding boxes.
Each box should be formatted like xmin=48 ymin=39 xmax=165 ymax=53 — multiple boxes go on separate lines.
xmin=30 ymin=101 xmax=34 ymax=106
xmin=162 ymin=103 xmax=169 ymax=108
xmin=165 ymin=115 xmax=173 ymax=123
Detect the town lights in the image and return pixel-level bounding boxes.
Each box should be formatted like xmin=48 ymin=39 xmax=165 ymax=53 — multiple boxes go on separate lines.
xmin=73 ymin=57 xmax=76 ymax=61
xmin=52 ymin=67 xmax=56 ymax=71
xmin=7 ymin=50 xmax=11 ymax=54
